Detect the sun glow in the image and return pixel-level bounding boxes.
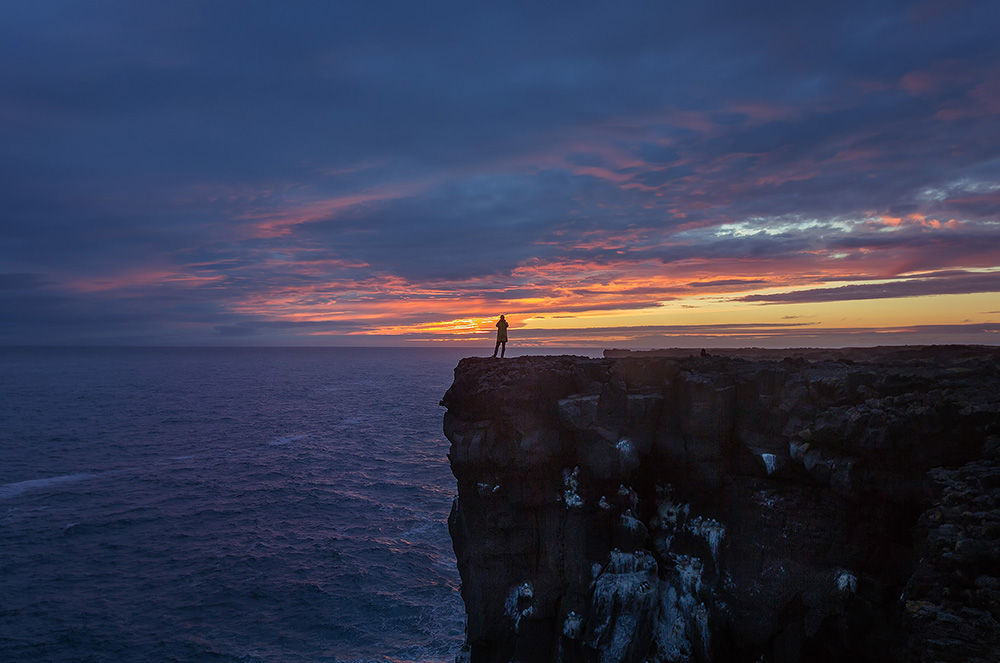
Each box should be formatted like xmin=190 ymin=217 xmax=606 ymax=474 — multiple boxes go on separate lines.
xmin=372 ymin=317 xmax=497 ymax=336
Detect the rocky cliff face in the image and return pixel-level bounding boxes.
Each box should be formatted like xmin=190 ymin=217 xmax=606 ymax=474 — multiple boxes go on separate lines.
xmin=440 ymin=347 xmax=1000 ymax=663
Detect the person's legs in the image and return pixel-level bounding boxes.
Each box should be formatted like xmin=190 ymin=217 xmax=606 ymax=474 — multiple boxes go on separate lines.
xmin=493 ymin=340 xmax=500 ymax=357
xmin=500 ymin=341 xmax=506 ymax=358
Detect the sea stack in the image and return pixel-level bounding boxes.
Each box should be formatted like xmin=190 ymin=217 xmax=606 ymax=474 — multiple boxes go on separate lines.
xmin=441 ymin=347 xmax=1000 ymax=663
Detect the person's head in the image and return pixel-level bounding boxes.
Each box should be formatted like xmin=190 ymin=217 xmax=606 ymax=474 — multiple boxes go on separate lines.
xmin=500 ymin=314 xmax=505 ymax=320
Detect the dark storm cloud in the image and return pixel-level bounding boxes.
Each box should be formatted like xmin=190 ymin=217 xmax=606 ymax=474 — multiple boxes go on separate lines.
xmin=293 ymin=169 xmax=665 ymax=281
xmin=1 ymin=1 xmax=999 ymax=343
xmin=213 ymin=319 xmax=369 ymax=338
xmin=738 ymin=271 xmax=1000 ymax=304
xmin=0 ymin=271 xmax=244 ymax=345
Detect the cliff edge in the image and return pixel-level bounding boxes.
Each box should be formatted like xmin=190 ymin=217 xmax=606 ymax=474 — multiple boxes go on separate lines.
xmin=440 ymin=347 xmax=1000 ymax=663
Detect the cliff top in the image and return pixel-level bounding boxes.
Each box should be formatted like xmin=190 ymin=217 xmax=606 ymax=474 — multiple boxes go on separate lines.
xmin=604 ymin=344 xmax=1000 ymax=362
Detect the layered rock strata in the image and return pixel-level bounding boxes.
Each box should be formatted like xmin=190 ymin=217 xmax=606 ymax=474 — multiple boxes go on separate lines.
xmin=440 ymin=347 xmax=1000 ymax=662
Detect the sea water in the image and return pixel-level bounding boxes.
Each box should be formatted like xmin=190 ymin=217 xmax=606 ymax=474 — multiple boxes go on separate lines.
xmin=0 ymin=346 xmax=602 ymax=663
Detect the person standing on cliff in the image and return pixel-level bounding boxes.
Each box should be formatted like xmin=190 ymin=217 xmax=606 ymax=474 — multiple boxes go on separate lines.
xmin=493 ymin=315 xmax=509 ymax=358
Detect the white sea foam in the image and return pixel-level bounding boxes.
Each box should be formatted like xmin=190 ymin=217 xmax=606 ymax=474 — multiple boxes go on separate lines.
xmin=0 ymin=473 xmax=99 ymax=500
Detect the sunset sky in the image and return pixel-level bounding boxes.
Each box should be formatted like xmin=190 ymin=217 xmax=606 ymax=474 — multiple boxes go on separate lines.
xmin=2 ymin=1 xmax=999 ymax=347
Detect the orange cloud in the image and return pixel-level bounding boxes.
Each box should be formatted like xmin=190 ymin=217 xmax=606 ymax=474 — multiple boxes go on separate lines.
xmin=64 ymin=269 xmax=226 ymax=293
xmin=236 ymin=176 xmax=441 ymax=238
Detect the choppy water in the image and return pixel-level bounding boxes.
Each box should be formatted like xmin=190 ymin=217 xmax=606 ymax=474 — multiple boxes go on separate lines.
xmin=0 ymin=346 xmax=487 ymax=663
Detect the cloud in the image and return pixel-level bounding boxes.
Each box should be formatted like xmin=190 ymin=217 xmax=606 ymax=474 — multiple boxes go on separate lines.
xmin=373 ymin=320 xmax=1000 ymax=349
xmin=688 ymin=278 xmax=769 ymax=288
xmin=0 ymin=273 xmax=49 ymax=290
xmin=0 ymin=2 xmax=999 ymax=344
xmin=738 ymin=270 xmax=1000 ymax=304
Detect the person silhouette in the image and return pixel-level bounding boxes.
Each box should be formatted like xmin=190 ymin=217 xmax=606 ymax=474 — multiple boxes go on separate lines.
xmin=493 ymin=315 xmax=509 ymax=358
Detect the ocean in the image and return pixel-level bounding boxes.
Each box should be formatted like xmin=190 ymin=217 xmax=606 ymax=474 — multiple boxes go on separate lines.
xmin=0 ymin=346 xmax=594 ymax=663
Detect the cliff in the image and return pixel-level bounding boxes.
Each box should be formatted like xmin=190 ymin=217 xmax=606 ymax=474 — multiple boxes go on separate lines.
xmin=440 ymin=347 xmax=1000 ymax=663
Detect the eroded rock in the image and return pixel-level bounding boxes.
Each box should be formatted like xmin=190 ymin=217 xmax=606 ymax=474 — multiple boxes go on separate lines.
xmin=444 ymin=348 xmax=1000 ymax=662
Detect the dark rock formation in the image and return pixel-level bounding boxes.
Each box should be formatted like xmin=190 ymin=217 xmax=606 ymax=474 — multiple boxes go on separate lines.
xmin=440 ymin=347 xmax=1000 ymax=663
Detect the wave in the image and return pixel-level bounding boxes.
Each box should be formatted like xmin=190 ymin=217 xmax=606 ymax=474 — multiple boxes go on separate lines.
xmin=0 ymin=472 xmax=99 ymax=500
xmin=268 ymin=434 xmax=311 ymax=446
xmin=0 ymin=347 xmax=465 ymax=661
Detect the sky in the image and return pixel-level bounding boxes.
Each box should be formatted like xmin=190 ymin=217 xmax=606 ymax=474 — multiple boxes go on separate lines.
xmin=2 ymin=0 xmax=999 ymax=348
